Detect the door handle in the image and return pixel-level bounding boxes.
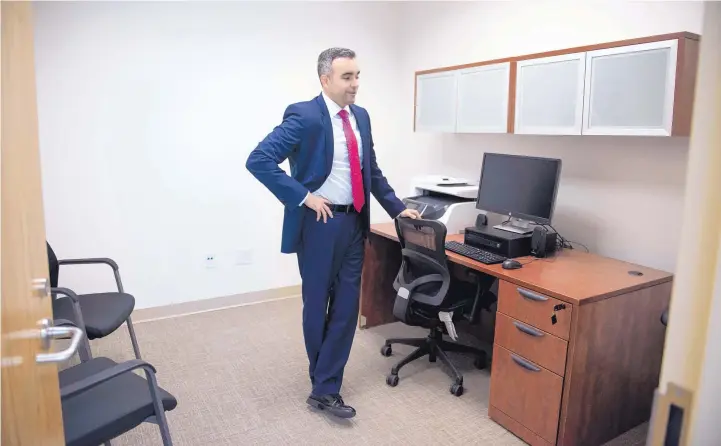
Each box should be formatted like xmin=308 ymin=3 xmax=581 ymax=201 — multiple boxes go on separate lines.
xmin=36 ymin=320 xmax=84 ymax=364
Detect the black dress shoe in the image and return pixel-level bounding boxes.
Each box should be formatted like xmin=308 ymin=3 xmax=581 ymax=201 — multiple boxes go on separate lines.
xmin=306 ymin=393 xmax=356 ymax=418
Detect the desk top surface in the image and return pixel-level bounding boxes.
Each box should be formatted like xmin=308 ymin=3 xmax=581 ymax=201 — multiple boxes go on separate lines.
xmin=370 ymin=222 xmax=673 ymax=305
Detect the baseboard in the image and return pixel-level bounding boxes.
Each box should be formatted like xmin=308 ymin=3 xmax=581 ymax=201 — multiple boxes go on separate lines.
xmin=132 ymin=285 xmax=301 ymax=323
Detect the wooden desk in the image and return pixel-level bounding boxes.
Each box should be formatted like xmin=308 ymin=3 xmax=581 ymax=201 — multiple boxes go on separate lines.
xmin=360 ymin=222 xmax=673 ymax=446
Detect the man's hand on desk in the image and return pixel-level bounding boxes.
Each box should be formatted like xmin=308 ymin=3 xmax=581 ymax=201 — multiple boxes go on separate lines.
xmin=397 ymin=208 xmax=421 ymax=219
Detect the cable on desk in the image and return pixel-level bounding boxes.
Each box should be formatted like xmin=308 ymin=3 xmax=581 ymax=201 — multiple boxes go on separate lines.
xmin=543 ymin=224 xmax=590 ymax=253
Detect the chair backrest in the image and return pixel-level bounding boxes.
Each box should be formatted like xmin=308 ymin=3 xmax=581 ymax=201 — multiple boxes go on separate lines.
xmin=393 ymin=218 xmax=450 ymax=311
xmin=47 ymin=242 xmax=59 ymax=288
xmin=395 ymin=217 xmax=448 ymax=270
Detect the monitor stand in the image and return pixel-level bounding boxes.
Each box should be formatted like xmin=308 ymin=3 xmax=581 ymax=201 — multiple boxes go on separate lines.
xmin=494 ymin=218 xmax=534 ymax=235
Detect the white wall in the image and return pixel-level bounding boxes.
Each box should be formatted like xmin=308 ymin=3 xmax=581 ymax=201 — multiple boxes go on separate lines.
xmin=395 ymin=0 xmax=704 ymax=272
xmin=34 ymin=1 xmax=403 ymax=308
xmin=35 ymin=1 xmax=705 ymax=309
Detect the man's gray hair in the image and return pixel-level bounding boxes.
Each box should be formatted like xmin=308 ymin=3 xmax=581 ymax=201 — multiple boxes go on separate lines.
xmin=317 ymin=47 xmax=356 ymax=78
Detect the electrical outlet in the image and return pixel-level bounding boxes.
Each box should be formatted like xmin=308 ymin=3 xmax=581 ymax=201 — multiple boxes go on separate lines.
xmin=235 ymin=249 xmax=253 ymax=265
xmin=205 ymin=255 xmax=218 ymax=269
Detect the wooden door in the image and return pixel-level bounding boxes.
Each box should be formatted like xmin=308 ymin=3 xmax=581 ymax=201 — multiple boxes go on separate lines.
xmin=582 ymin=39 xmax=679 ymax=136
xmin=514 ymin=52 xmax=586 ymax=135
xmin=1 ymin=2 xmax=66 ymax=445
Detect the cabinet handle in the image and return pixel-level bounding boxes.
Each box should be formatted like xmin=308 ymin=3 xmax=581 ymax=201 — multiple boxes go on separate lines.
xmin=511 ymin=354 xmax=541 ymax=372
xmin=513 ymin=321 xmax=544 ymax=337
xmin=517 ymin=287 xmax=548 ymax=302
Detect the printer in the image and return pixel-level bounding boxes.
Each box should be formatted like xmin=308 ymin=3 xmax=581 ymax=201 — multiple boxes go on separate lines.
xmin=402 ymin=175 xmax=483 ymax=235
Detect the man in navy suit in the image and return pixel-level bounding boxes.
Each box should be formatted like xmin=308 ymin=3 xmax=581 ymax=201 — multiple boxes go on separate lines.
xmin=246 ymin=47 xmax=419 ymax=418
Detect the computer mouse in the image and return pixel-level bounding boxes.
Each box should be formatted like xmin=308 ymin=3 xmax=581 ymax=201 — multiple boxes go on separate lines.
xmin=502 ymin=259 xmax=523 ymax=270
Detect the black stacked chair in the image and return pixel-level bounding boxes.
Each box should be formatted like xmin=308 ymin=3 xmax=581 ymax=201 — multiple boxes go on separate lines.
xmin=47 ymin=242 xmax=177 ymax=445
xmin=47 ymin=242 xmax=141 ymax=360
xmin=59 ymin=352 xmax=177 ymax=446
xmin=381 ymin=218 xmax=497 ymax=396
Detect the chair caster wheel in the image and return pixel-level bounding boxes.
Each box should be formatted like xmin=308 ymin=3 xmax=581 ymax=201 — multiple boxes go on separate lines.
xmin=474 ymin=354 xmax=487 ymax=370
xmin=381 ymin=345 xmax=392 ymax=357
xmin=450 ymin=383 xmax=464 ymax=396
xmin=386 ymin=374 xmax=399 ymax=387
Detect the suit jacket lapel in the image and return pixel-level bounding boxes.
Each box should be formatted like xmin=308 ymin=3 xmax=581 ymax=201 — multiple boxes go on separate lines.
xmin=316 ymin=95 xmax=334 ymax=175
xmin=350 ymin=104 xmax=370 ymax=171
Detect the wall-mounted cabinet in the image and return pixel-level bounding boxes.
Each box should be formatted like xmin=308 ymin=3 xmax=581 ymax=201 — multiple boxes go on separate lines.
xmin=415 ymin=71 xmax=458 ymax=132
xmin=583 ymin=40 xmax=679 ymax=136
xmin=414 ymin=32 xmax=699 ymax=137
xmin=514 ymin=53 xmax=586 ymax=135
xmin=415 ymin=62 xmax=511 ymax=134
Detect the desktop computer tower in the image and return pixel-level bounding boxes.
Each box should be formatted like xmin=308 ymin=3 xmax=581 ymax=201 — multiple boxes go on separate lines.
xmin=464 ymin=225 xmax=532 ymax=258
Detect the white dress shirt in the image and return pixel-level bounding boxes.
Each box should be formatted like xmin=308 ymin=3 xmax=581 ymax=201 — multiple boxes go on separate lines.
xmin=300 ymin=92 xmax=364 ymax=206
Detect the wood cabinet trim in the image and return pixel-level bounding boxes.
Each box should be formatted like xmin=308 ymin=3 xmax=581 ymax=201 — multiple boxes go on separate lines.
xmin=413 ymin=32 xmax=699 ymax=136
xmin=672 ymin=37 xmax=700 ymax=136
xmin=507 ymin=61 xmax=517 ymax=133
xmin=414 ymin=32 xmax=698 ymax=77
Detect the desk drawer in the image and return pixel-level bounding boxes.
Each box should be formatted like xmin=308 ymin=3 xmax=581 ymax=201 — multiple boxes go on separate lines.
xmin=494 ymin=312 xmax=568 ymax=377
xmin=490 ymin=344 xmax=563 ymax=445
xmin=498 ymin=281 xmax=573 ymax=340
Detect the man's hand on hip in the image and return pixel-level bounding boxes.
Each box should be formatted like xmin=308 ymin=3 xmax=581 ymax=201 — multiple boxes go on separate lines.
xmin=305 ymin=194 xmax=334 ymax=223
xmin=397 ymin=208 xmax=421 ymax=219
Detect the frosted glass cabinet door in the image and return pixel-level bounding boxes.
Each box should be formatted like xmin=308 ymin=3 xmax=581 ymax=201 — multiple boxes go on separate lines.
xmin=583 ymin=40 xmax=678 ymax=136
xmin=514 ymin=53 xmax=586 ymax=135
xmin=415 ymin=71 xmax=458 ymax=132
xmin=456 ymin=62 xmax=511 ymax=133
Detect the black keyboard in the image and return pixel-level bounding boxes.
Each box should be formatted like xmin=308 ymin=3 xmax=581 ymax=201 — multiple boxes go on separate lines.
xmin=444 ymin=241 xmax=507 ymax=265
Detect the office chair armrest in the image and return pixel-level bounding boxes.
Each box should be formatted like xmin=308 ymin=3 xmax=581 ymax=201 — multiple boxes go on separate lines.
xmin=51 ymin=287 xmax=90 ymax=336
xmin=52 ymin=286 xmax=80 ymax=303
xmin=53 ymin=318 xmax=78 ymax=328
xmin=60 ymin=359 xmax=157 ymax=400
xmin=401 ymin=274 xmax=447 ymax=306
xmin=57 ymin=258 xmax=126 ymax=293
xmin=58 ymin=257 xmax=119 ymax=270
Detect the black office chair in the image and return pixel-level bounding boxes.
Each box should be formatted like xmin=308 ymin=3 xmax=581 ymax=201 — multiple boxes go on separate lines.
xmin=380 ymin=218 xmax=496 ymax=396
xmin=58 ymin=323 xmax=177 ymax=446
xmin=47 ymin=242 xmax=142 ymax=360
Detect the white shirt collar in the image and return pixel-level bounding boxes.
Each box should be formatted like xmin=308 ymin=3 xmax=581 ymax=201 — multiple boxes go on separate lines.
xmin=322 ymin=91 xmax=351 ymax=118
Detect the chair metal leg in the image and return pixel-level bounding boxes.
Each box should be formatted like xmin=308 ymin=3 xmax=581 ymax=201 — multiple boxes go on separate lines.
xmin=437 ymin=340 xmax=484 ymax=356
xmin=385 ymin=337 xmax=426 ymax=349
xmin=144 ymin=369 xmax=173 ymax=445
xmin=126 ymin=317 xmax=142 ymax=360
xmin=70 ymin=300 xmax=93 ymax=362
xmin=391 ymin=345 xmax=430 ymax=375
xmin=434 ymin=345 xmax=463 ymax=385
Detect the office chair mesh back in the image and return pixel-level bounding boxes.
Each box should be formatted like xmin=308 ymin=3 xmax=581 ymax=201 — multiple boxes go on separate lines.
xmin=393 ymin=218 xmax=450 ymax=323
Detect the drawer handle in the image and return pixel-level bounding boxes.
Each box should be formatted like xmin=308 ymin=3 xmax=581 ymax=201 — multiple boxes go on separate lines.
xmin=517 ymin=287 xmax=548 ymax=302
xmin=511 ymin=354 xmax=541 ymax=372
xmin=513 ymin=321 xmax=544 ymax=337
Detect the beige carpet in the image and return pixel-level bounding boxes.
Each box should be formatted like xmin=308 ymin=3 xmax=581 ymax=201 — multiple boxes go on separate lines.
xmin=87 ymin=296 xmax=649 ymax=445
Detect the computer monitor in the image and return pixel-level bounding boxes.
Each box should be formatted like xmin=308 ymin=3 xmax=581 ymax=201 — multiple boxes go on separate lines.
xmin=476 ymin=153 xmax=562 ymax=234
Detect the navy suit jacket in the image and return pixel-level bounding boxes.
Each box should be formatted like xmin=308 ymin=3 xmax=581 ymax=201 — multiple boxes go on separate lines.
xmin=246 ymin=94 xmax=406 ymax=254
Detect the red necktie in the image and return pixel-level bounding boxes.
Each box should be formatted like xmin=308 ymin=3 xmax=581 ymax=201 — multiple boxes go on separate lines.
xmin=338 ymin=109 xmax=365 ymax=212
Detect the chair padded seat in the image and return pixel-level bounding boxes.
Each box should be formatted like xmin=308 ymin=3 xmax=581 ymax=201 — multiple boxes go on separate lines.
xmin=60 ymin=357 xmax=177 ymax=446
xmin=53 ymin=292 xmax=135 ymax=339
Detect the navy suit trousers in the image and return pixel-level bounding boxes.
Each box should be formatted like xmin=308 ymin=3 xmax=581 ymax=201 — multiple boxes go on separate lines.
xmin=296 ymin=208 xmax=364 ymax=396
